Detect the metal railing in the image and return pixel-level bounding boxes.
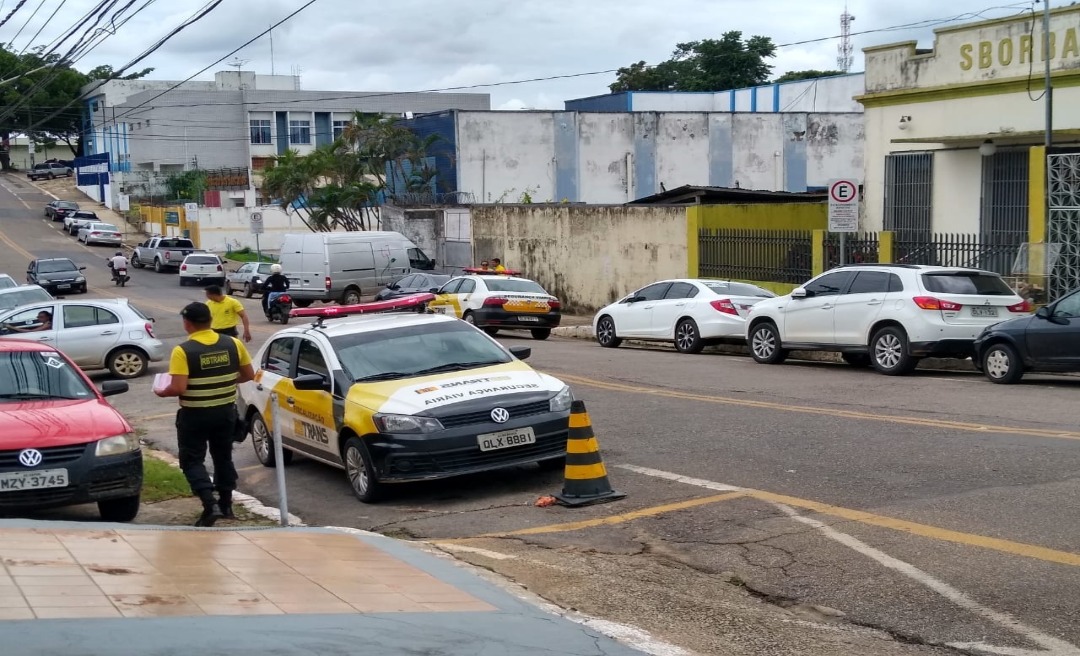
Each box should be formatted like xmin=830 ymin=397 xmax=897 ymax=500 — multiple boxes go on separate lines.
xmin=824 ymin=232 xmax=880 ymax=270
xmin=893 ymin=233 xmax=1023 ymax=276
xmin=698 ymin=228 xmax=812 ymax=284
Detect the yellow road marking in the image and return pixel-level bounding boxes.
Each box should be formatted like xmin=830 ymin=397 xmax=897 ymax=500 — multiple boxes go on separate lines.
xmin=556 ymin=372 xmax=1080 ymax=442
xmin=440 ymin=492 xmax=745 ymax=541
xmin=141 ymin=412 xmax=175 ymax=421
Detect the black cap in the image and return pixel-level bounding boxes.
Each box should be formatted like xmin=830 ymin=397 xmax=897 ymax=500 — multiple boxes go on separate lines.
xmin=180 ymin=301 xmax=211 ymax=324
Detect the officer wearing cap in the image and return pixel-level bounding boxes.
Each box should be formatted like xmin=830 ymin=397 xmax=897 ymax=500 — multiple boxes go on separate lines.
xmin=155 ymin=301 xmax=255 ymax=526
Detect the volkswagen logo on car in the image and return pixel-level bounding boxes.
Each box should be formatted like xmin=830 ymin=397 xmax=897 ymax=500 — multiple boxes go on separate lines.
xmin=490 ymin=407 xmax=510 ymax=424
xmin=18 ymin=448 xmax=43 ymax=467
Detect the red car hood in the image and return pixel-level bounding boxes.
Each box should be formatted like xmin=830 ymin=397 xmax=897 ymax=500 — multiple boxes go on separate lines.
xmin=0 ymin=399 xmax=132 ymax=450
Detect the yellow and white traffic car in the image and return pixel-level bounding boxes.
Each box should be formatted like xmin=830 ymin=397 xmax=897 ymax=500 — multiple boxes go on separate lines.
xmin=237 ymin=308 xmax=573 ymax=502
xmin=427 ymin=273 xmax=562 ymax=340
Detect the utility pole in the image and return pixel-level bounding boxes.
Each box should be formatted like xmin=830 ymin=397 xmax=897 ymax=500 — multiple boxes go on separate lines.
xmin=27 ymin=108 xmax=34 ymax=168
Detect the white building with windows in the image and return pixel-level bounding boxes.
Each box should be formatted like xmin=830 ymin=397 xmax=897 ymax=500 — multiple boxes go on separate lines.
xmin=857 ymin=6 xmax=1080 ymax=295
xmin=81 ymin=70 xmax=490 ymax=175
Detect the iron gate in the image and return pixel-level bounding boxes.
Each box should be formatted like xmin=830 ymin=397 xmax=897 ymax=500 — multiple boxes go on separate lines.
xmin=1047 ymin=151 xmax=1080 ymax=300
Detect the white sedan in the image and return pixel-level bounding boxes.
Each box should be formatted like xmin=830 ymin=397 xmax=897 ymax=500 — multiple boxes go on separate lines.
xmin=593 ymin=279 xmax=776 ymax=354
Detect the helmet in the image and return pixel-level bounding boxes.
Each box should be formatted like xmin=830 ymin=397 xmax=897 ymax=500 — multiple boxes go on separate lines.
xmin=115 ymin=251 xmax=123 ymax=256
xmin=270 ymin=264 xmax=282 ymax=274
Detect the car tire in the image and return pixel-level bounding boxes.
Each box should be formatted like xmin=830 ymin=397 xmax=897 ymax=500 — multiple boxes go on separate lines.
xmin=80 ymin=284 xmax=87 ymax=294
xmin=596 ymin=315 xmax=622 ymax=348
xmin=463 ymin=311 xmax=476 ymax=325
xmin=341 ymin=288 xmax=361 ymax=305
xmin=343 ymin=436 xmax=383 ymax=503
xmin=132 ymin=256 xmax=143 ymax=269
xmin=870 ymin=326 xmax=919 ymax=376
xmin=293 ymin=300 xmax=312 ymax=308
xmin=483 ymin=327 xmax=500 ymax=336
xmin=154 ymin=259 xmax=163 ymax=273
xmin=841 ymin=353 xmax=871 ymax=368
xmin=251 ymin=412 xmax=293 ymax=467
xmin=982 ymin=342 xmax=1024 ymax=384
xmin=538 ymin=455 xmax=566 ymax=471
xmin=107 ymin=348 xmax=147 ymax=379
xmin=98 ymin=495 xmax=140 ymax=522
xmin=531 ymin=328 xmax=551 ymax=340
xmin=243 ymin=282 xmax=254 ymax=298
xmin=674 ymin=318 xmax=704 ymax=354
xmin=749 ymin=322 xmax=787 ymax=364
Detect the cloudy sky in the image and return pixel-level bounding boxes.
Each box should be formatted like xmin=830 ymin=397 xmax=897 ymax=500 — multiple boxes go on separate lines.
xmin=0 ymin=0 xmax=1039 ymax=108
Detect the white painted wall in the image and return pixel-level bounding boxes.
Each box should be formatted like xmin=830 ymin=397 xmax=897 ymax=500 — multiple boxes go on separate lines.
xmin=193 ymin=205 xmax=304 ymax=253
xmin=577 ymin=113 xmax=634 ymax=203
xmin=806 ymin=114 xmax=866 ymax=187
xmin=777 ymin=76 xmax=865 ymax=112
xmin=730 ymin=114 xmax=785 ymax=191
xmin=456 ymin=112 xmax=557 ymax=203
xmin=655 ymin=114 xmax=710 ymax=189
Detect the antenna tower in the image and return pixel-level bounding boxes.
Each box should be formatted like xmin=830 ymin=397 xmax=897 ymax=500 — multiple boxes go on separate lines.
xmin=837 ymin=6 xmax=856 ymax=72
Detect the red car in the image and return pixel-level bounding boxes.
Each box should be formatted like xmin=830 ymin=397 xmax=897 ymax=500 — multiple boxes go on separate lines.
xmin=0 ymin=339 xmax=142 ymax=521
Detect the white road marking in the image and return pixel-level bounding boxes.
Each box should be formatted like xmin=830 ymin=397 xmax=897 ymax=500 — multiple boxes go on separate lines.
xmin=619 ymin=464 xmax=1080 ymax=656
xmin=435 ymin=543 xmax=516 ymax=560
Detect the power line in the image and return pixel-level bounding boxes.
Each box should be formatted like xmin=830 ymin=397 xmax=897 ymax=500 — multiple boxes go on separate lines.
xmin=8 ymin=0 xmax=48 ymax=48
xmin=0 ymin=0 xmax=30 ymax=30
xmin=17 ymin=0 xmax=70 ymax=56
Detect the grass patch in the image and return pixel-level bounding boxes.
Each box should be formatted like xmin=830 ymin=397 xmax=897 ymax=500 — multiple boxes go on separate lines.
xmin=223 ymin=247 xmax=277 ymax=263
xmin=142 ymin=454 xmax=192 ymax=504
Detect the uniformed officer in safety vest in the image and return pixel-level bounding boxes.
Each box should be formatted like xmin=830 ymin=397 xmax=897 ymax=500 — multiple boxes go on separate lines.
xmin=155 ymin=301 xmax=255 ymax=526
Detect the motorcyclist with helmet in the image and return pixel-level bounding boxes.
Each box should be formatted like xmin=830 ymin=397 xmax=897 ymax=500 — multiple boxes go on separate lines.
xmin=261 ymin=263 xmax=290 ymax=317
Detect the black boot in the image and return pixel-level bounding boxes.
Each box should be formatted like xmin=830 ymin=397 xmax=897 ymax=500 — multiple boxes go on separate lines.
xmin=218 ymin=491 xmax=236 ymax=520
xmin=195 ymin=493 xmax=223 ymax=527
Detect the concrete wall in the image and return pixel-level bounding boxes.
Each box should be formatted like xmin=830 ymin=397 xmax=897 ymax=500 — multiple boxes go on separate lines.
xmin=182 ymin=206 xmax=303 ymax=253
xmin=449 ymin=110 xmax=863 ymax=204
xmin=470 ymin=205 xmax=689 ymax=312
xmin=859 ymin=6 xmax=1080 ymax=232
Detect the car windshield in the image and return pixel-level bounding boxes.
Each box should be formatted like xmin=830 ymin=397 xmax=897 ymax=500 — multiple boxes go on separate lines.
xmin=331 ymin=321 xmax=513 ymax=382
xmin=57 ymin=202 xmax=78 ymax=209
xmin=186 ymin=256 xmax=219 ymax=265
xmin=0 ymin=277 xmax=16 ymax=290
xmin=257 ymin=264 xmax=274 ymax=274
xmin=921 ymin=272 xmax=1014 ymax=296
xmin=703 ymin=281 xmax=776 ymax=298
xmin=422 ymin=275 xmax=451 ymax=288
xmin=73 ymin=212 xmax=96 ymax=219
xmin=0 ymin=350 xmax=94 ymax=402
xmin=485 ymin=279 xmax=548 ymax=294
xmin=38 ymin=260 xmax=77 ymax=273
xmin=90 ymin=224 xmax=118 ymax=232
xmin=0 ymin=288 xmax=52 ymax=311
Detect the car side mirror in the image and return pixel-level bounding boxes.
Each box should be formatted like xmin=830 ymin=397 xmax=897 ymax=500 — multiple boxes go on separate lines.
xmin=100 ymin=380 xmax=129 ymax=397
xmin=78 ymin=266 xmax=86 ymax=271
xmin=509 ymin=345 xmax=531 ymax=360
xmin=292 ymin=373 xmax=330 ymax=391
xmin=791 ymin=287 xmax=808 ymax=299
xmin=1035 ymin=306 xmax=1051 ymax=319
xmin=429 ymin=287 xmax=440 ymax=293
xmin=388 ymin=283 xmax=399 ymax=290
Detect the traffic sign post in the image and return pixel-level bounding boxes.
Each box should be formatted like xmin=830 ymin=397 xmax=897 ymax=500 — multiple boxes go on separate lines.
xmin=249 ymin=211 xmax=264 ymax=263
xmin=828 ymin=179 xmax=860 ymax=266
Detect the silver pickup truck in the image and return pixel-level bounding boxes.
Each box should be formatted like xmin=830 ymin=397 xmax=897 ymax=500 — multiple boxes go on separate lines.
xmin=131 ymin=236 xmax=204 ymax=273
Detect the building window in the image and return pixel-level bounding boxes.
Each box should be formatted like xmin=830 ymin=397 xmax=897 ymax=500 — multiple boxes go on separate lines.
xmin=332 ymin=120 xmax=349 ymax=141
xmin=884 ymin=152 xmax=933 ymax=237
xmin=249 ymin=119 xmax=271 ymax=145
xmin=289 ymin=120 xmax=311 ymax=145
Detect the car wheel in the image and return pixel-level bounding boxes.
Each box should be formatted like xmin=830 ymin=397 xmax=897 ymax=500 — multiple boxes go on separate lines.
xmin=674 ymin=318 xmax=704 ymax=354
xmin=341 ymin=288 xmax=361 ymax=305
xmin=80 ymin=284 xmax=87 ymax=294
xmin=98 ymin=495 xmax=140 ymax=522
xmin=463 ymin=311 xmax=476 ymax=325
xmin=251 ymin=412 xmax=293 ymax=467
xmin=983 ymin=343 xmax=1024 ymax=384
xmin=107 ymin=348 xmax=147 ymax=379
xmin=870 ymin=326 xmax=919 ymax=375
xmin=131 ymin=256 xmax=143 ymax=269
xmin=841 ymin=353 xmax=871 ymax=368
xmin=343 ymin=436 xmax=383 ymax=503
xmin=749 ymin=322 xmax=787 ymax=364
xmin=596 ymin=315 xmax=622 ymax=348
xmin=531 ymin=328 xmax=551 ymax=340
xmin=483 ymin=327 xmax=500 ymax=336
xmin=243 ymin=282 xmax=254 ymax=298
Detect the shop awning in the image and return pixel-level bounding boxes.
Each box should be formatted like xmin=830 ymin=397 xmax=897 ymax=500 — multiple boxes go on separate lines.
xmin=891 ymin=129 xmax=1080 ymax=145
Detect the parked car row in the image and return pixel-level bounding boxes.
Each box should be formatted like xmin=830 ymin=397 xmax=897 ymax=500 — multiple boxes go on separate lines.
xmin=591 ymin=264 xmax=1079 ymax=385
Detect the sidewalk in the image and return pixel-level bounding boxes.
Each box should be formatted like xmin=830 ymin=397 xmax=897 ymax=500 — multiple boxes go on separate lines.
xmin=0 ymin=519 xmax=651 ymax=656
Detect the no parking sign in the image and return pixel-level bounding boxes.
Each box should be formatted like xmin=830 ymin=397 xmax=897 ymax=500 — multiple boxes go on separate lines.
xmin=827 ymin=179 xmax=859 ymax=233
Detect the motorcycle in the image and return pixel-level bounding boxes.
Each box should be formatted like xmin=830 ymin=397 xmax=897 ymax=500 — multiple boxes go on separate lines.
xmin=108 ymin=261 xmax=130 ymax=287
xmin=266 ymin=293 xmax=292 ymax=324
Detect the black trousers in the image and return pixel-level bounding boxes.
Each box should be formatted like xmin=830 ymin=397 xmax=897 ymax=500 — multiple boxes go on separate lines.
xmin=176 ymin=405 xmax=238 ymax=504
xmin=213 ymin=327 xmax=239 ymax=337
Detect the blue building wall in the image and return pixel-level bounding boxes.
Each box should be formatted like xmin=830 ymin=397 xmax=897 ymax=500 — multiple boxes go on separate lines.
xmin=563 ymin=92 xmax=631 ymax=112
xmin=401 ymin=111 xmax=458 ymax=195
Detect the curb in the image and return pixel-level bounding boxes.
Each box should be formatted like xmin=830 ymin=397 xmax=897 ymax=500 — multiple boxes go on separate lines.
xmin=551 ymin=325 xmax=981 ymax=373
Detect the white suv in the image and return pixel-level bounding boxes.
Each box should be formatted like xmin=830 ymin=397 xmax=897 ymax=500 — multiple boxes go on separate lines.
xmin=745 ymin=265 xmax=1029 ymax=375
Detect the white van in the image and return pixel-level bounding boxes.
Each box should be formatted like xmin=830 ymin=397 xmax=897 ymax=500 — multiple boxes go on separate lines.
xmin=278 ymin=231 xmax=434 ymax=306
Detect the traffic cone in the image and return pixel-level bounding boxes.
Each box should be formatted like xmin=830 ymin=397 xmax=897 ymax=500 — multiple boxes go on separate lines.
xmin=553 ymin=400 xmax=626 ymax=507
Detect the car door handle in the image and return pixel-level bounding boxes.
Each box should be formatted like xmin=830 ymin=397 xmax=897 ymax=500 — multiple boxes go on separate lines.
xmin=256 ymin=384 xmax=264 ymax=391
xmin=643 ymin=305 xmax=655 ymax=309
xmin=866 ymin=300 xmax=882 ymax=306
xmin=286 ymin=397 xmax=295 ymax=405
xmin=674 ymin=303 xmax=686 ymax=307
xmin=37 ymin=336 xmax=52 ymax=341
xmin=100 ymin=330 xmax=117 ymax=335
xmin=821 ymin=304 xmax=833 ymax=310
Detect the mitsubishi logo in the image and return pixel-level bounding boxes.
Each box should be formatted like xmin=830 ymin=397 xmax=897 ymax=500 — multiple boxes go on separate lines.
xmin=490 ymin=407 xmax=510 ymax=424
xmin=985 ymin=300 xmax=991 ymax=305
xmin=18 ymin=449 xmax=42 ymax=467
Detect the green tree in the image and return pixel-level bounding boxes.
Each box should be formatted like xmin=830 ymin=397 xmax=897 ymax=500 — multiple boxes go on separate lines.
xmin=165 ymin=169 xmax=208 ymax=201
xmin=774 ymin=69 xmax=845 ymax=83
xmin=262 ymin=112 xmax=445 ymax=232
xmin=86 ymin=65 xmax=155 ymax=82
xmin=610 ymin=32 xmax=777 ymax=93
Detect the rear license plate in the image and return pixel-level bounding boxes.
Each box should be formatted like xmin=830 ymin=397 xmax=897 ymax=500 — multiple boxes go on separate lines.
xmin=0 ymin=468 xmax=68 ymax=492
xmin=971 ymin=307 xmax=998 ymax=317
xmin=518 ymin=316 xmax=541 ymax=322
xmin=477 ymin=427 xmax=536 ymax=452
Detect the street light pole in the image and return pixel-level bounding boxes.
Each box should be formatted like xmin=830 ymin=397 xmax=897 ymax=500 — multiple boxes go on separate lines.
xmin=1042 ymin=0 xmax=1053 ymax=292
xmin=1044 ymin=0 xmax=1052 ymax=151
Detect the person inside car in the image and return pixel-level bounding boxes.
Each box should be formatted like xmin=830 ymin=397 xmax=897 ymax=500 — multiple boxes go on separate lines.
xmin=9 ymin=311 xmax=53 ymax=333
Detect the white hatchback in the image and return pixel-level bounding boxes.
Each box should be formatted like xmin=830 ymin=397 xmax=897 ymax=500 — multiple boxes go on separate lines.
xmin=745 ymin=265 xmax=1029 ymax=375
xmin=593 ymin=279 xmax=776 ymax=354
xmin=178 ymin=254 xmax=225 ymax=287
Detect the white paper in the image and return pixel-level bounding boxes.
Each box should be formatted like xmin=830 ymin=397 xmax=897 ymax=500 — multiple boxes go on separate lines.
xmin=152 ymin=373 xmax=172 ymax=393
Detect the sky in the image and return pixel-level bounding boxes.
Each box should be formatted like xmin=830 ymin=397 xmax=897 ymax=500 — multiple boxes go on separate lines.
xmin=0 ymin=0 xmax=1043 ymax=109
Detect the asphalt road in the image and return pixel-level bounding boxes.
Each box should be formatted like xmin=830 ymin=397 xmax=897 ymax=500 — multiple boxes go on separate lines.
xmin=2 ymin=175 xmax=1079 ymax=656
